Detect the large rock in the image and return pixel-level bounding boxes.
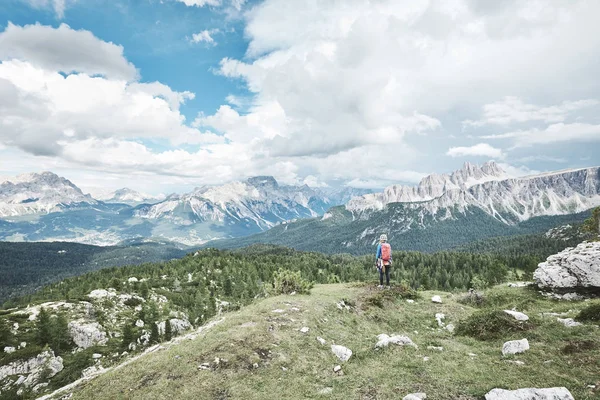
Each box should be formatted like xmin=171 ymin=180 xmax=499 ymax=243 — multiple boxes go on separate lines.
xmin=502 ymin=339 xmax=529 ymax=356
xmin=485 ymin=387 xmax=574 ymax=400
xmin=534 ymin=241 xmax=600 ymax=295
xmin=504 ymin=310 xmax=529 ymax=321
xmin=331 ymin=345 xmax=352 ymax=362
xmin=375 ymin=334 xmax=417 ymax=349
xmin=68 ymin=320 xmax=108 ymax=349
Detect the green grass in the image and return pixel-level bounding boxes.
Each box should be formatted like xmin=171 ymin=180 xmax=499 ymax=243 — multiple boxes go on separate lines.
xmin=62 ymin=284 xmax=600 ymax=400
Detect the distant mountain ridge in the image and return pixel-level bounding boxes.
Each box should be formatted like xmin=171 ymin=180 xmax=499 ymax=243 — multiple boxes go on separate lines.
xmin=0 ymin=172 xmax=370 ymax=245
xmin=0 ymin=172 xmax=97 ymax=217
xmin=208 ymin=163 xmax=600 ymax=254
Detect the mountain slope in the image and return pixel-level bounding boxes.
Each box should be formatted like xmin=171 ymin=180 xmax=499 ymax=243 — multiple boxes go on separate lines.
xmin=94 ymin=188 xmax=165 ymax=205
xmin=48 ymin=284 xmax=600 ymax=400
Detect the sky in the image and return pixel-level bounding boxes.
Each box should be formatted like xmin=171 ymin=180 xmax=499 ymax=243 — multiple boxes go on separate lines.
xmin=0 ymin=0 xmax=599 ymax=195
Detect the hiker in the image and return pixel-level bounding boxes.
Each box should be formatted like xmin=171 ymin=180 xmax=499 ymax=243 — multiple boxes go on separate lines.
xmin=376 ymin=234 xmax=392 ymax=288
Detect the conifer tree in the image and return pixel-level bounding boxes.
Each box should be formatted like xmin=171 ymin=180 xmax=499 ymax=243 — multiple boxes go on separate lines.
xmin=164 ymin=319 xmax=173 ymax=341
xmin=36 ymin=307 xmax=51 ymax=347
xmin=121 ymin=322 xmax=135 ymax=351
xmin=150 ymin=322 xmax=160 ymax=344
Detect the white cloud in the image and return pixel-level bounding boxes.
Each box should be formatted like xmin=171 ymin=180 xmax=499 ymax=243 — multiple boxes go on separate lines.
xmin=517 ymin=155 xmax=567 ymax=164
xmin=464 ymin=96 xmax=599 ymax=127
xmin=176 ymin=0 xmax=221 ymax=7
xmin=447 ymin=143 xmax=505 ymax=159
xmin=190 ymin=29 xmax=219 ymax=45
xmin=0 ymin=23 xmax=137 ymax=81
xmin=303 ymin=175 xmax=328 ymax=188
xmin=482 ymin=123 xmax=600 ymax=147
xmin=22 ymin=0 xmax=73 ymax=19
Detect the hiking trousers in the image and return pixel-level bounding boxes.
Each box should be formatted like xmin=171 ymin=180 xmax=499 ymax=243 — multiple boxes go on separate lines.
xmin=379 ymin=265 xmax=391 ymax=286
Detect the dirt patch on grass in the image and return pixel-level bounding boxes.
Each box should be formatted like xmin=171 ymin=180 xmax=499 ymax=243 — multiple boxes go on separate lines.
xmin=561 ymin=339 xmax=597 ymax=354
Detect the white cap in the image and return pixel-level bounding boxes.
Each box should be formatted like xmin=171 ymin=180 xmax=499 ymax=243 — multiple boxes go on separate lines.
xmin=380 ymin=234 xmax=387 ymax=241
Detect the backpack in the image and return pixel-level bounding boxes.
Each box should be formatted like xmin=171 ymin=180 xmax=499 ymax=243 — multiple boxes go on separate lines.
xmin=380 ymin=243 xmax=391 ymax=263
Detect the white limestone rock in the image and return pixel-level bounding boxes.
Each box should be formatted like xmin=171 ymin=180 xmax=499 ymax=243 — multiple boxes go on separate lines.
xmin=504 ymin=310 xmax=530 ymax=321
xmin=316 ymin=337 xmax=327 ymax=345
xmin=4 ymin=346 xmax=15 ymax=354
xmin=403 ymin=393 xmax=427 ymax=400
xmin=300 ymin=326 xmax=310 ymax=333
xmin=135 ymin=319 xmax=145 ymax=328
xmin=502 ymin=339 xmax=530 ymax=356
xmin=557 ymin=318 xmax=582 ymax=327
xmin=445 ymin=324 xmax=455 ymax=333
xmin=68 ymin=321 xmax=108 ymax=349
xmin=431 ymin=296 xmax=442 ymax=303
xmin=0 ymin=350 xmax=63 ymax=386
xmin=88 ymin=289 xmax=116 ymax=300
xmin=331 ymin=345 xmax=352 ymax=362
xmin=534 ymin=241 xmax=600 ymax=294
xmin=435 ymin=313 xmax=445 ymax=327
xmin=375 ymin=334 xmax=417 ymax=349
xmin=485 ymin=387 xmax=574 ymax=400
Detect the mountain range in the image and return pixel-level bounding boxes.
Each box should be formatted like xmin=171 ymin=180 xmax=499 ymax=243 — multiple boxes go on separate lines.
xmin=209 ymin=162 xmax=600 ymax=254
xmin=0 ymin=172 xmax=369 ymax=246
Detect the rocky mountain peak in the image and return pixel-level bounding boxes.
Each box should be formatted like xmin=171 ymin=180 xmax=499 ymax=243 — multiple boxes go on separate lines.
xmin=246 ymin=176 xmax=279 ymax=189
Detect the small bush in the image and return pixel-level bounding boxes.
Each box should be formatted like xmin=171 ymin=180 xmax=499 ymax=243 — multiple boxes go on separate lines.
xmin=124 ymin=297 xmax=144 ymax=307
xmin=362 ymin=284 xmax=418 ymax=309
xmin=575 ymin=303 xmax=600 ymax=322
xmin=272 ymin=269 xmax=313 ymax=295
xmin=456 ymin=310 xmax=535 ymax=340
xmin=458 ymin=289 xmax=486 ymax=307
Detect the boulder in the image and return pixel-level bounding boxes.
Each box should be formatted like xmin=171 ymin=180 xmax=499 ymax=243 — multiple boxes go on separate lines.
xmin=435 ymin=313 xmax=445 ymax=327
xmin=331 ymin=345 xmax=352 ymax=362
xmin=431 ymin=296 xmax=442 ymax=303
xmin=316 ymin=337 xmax=327 ymax=345
xmin=484 ymin=387 xmax=574 ymax=400
xmin=375 ymin=334 xmax=417 ymax=349
xmin=534 ymin=241 xmax=600 ymax=295
xmin=300 ymin=327 xmax=310 ymax=333
xmin=68 ymin=321 xmax=108 ymax=349
xmin=502 ymin=339 xmax=529 ymax=356
xmin=0 ymin=350 xmax=63 ymax=386
xmin=4 ymin=346 xmax=15 ymax=354
xmin=504 ymin=310 xmax=529 ymax=321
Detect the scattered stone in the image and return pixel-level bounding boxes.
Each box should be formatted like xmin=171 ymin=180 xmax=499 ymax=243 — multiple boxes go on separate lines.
xmin=484 ymin=387 xmax=574 ymax=400
xmin=252 ymin=363 xmax=259 ymax=369
xmin=198 ymin=363 xmax=211 ymax=370
xmin=4 ymin=346 xmax=16 ymax=354
xmin=317 ymin=337 xmax=327 ymax=345
xmin=272 ymin=309 xmax=285 ymax=313
xmin=504 ymin=310 xmax=529 ymax=321
xmin=403 ymin=393 xmax=426 ymax=400
xmin=435 ymin=313 xmax=445 ymax=327
xmin=375 ymin=334 xmax=417 ymax=349
xmin=19 ymin=342 xmax=26 ymax=349
xmin=557 ymin=318 xmax=582 ymax=327
xmin=507 ymin=282 xmax=531 ymax=288
xmin=427 ymin=346 xmax=443 ymax=352
xmin=290 ymin=307 xmax=301 ymax=312
xmin=423 ymin=357 xmax=430 ymax=361
xmin=331 ymin=345 xmax=352 ymax=362
xmin=318 ymin=387 xmax=333 ymax=395
xmin=445 ymin=324 xmax=455 ymax=333
xmin=502 ymin=339 xmax=530 ymax=356
xmin=135 ymin=319 xmax=144 ymax=328
xmin=468 ymin=353 xmax=477 ymax=357
xmin=333 ymin=365 xmax=342 ymax=373
xmin=406 ymin=299 xmax=415 ymax=304
xmin=534 ymin=241 xmax=600 ymax=295
xmin=241 ymin=321 xmax=257 ymax=328
xmin=128 ymin=277 xmax=138 ymax=283
xmin=505 ymin=360 xmax=525 ymax=365
xmin=92 ymin=353 xmax=102 ymax=360
xmin=281 ymin=366 xmax=288 ymax=371
xmin=431 ymin=295 xmax=442 ymax=304
xmin=300 ymin=327 xmax=310 ymax=333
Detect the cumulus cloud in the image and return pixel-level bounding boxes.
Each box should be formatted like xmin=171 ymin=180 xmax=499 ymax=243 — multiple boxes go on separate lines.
xmin=176 ymin=0 xmax=221 ymax=7
xmin=447 ymin=143 xmax=505 ymax=159
xmin=190 ymin=29 xmax=219 ymax=45
xmin=0 ymin=23 xmax=137 ymax=81
xmin=463 ymin=96 xmax=599 ymax=127
xmin=482 ymin=123 xmax=600 ymax=147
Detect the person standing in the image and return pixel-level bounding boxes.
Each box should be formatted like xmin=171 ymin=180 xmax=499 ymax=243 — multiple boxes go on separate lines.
xmin=376 ymin=234 xmax=392 ymax=288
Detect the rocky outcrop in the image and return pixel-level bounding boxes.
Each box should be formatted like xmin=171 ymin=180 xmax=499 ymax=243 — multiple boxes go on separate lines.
xmin=485 ymin=387 xmax=574 ymax=400
xmin=68 ymin=320 xmax=108 ymax=349
xmin=534 ymin=242 xmax=600 ymax=295
xmin=0 ymin=350 xmax=63 ymax=388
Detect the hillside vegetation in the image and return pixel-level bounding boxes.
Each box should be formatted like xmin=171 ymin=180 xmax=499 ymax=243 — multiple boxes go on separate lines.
xmin=61 ymin=284 xmax=600 ymax=399
xmin=0 ymin=241 xmax=189 ymax=303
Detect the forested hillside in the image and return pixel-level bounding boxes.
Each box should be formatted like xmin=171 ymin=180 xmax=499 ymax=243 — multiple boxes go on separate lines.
xmin=0 ymin=241 xmax=189 ymax=303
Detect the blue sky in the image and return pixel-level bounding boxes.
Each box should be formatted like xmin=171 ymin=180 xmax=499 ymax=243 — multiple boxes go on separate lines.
xmin=0 ymin=0 xmax=599 ymax=195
